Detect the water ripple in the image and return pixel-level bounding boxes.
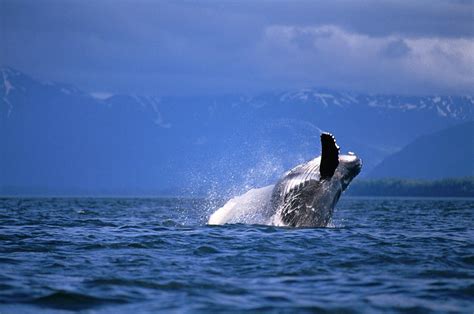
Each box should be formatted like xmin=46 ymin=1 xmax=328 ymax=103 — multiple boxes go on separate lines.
xmin=0 ymin=197 xmax=472 ymax=313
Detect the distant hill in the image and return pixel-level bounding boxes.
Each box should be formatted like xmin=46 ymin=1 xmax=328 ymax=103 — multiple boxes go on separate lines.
xmin=1 ymin=66 xmax=473 ymax=195
xmin=369 ymin=122 xmax=474 ymax=179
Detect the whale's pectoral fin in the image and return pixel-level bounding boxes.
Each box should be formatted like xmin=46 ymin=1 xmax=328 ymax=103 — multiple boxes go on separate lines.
xmin=320 ymin=133 xmax=340 ymax=179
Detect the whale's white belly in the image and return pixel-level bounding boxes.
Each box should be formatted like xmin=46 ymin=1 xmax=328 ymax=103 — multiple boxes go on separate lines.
xmin=208 ymin=185 xmax=275 ymax=225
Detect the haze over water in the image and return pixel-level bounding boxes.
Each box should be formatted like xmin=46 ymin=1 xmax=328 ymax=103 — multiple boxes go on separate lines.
xmin=0 ymin=197 xmax=472 ymax=313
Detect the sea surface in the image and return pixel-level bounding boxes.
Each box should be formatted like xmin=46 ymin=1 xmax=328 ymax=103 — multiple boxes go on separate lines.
xmin=0 ymin=197 xmax=473 ymax=313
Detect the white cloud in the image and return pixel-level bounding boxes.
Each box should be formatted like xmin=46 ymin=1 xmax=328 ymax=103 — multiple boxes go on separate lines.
xmin=257 ymin=25 xmax=474 ymax=94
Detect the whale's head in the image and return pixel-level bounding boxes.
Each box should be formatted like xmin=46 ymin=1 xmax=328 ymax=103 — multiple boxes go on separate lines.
xmin=336 ymin=153 xmax=363 ymax=191
xmin=274 ymin=133 xmax=362 ymax=227
xmin=306 ymin=134 xmax=362 ymax=225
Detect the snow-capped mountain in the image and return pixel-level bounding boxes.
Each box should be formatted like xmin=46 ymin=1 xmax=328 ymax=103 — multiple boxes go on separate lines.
xmin=275 ymin=88 xmax=474 ymax=119
xmin=1 ymin=67 xmax=473 ymax=195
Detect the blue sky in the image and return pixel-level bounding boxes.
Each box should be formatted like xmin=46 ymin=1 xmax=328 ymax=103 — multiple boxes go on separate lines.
xmin=1 ymin=0 xmax=473 ymax=96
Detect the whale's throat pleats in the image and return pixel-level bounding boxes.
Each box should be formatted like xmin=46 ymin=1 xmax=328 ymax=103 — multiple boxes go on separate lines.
xmin=280 ymin=179 xmax=322 ymax=227
xmin=320 ymin=133 xmax=340 ymax=179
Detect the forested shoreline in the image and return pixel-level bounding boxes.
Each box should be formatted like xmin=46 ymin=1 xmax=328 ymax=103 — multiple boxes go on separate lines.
xmin=347 ymin=177 xmax=474 ymax=197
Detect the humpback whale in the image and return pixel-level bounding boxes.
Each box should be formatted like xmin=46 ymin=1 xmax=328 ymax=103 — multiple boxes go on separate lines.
xmin=208 ymin=133 xmax=362 ymax=227
xmin=270 ymin=133 xmax=361 ymax=227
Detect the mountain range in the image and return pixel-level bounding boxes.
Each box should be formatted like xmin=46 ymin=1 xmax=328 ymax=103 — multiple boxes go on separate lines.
xmin=1 ymin=66 xmax=473 ymax=196
xmin=370 ymin=121 xmax=474 ymax=179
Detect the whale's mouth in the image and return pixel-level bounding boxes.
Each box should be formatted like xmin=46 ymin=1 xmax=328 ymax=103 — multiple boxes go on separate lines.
xmin=353 ymin=159 xmax=362 ymax=176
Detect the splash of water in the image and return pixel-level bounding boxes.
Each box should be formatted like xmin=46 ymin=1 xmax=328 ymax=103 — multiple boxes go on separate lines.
xmin=195 ymin=152 xmax=287 ymax=223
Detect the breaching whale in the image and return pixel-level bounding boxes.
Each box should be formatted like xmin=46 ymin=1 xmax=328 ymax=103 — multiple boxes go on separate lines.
xmin=208 ymin=133 xmax=362 ymax=227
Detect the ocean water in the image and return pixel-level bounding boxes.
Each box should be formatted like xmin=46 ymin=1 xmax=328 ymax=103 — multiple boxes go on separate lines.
xmin=0 ymin=197 xmax=473 ymax=313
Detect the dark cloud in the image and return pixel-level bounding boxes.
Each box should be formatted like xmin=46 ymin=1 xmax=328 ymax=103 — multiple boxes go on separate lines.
xmin=380 ymin=39 xmax=411 ymax=58
xmin=1 ymin=0 xmax=473 ymax=96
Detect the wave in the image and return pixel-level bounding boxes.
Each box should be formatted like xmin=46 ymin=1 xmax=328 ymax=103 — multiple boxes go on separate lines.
xmin=30 ymin=290 xmax=127 ymax=310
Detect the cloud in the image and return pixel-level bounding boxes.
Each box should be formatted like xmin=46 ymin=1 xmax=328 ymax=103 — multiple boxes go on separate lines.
xmin=380 ymin=39 xmax=411 ymax=59
xmin=1 ymin=0 xmax=473 ymax=95
xmin=256 ymin=25 xmax=474 ymax=94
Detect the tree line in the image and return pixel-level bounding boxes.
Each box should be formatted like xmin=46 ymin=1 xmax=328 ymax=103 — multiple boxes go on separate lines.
xmin=347 ymin=177 xmax=474 ymax=197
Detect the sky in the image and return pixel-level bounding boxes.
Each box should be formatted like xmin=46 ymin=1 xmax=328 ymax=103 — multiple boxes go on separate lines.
xmin=1 ymin=0 xmax=473 ymax=96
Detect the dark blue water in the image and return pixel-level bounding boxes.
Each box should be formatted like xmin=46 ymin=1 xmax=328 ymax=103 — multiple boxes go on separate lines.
xmin=0 ymin=197 xmax=473 ymax=313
